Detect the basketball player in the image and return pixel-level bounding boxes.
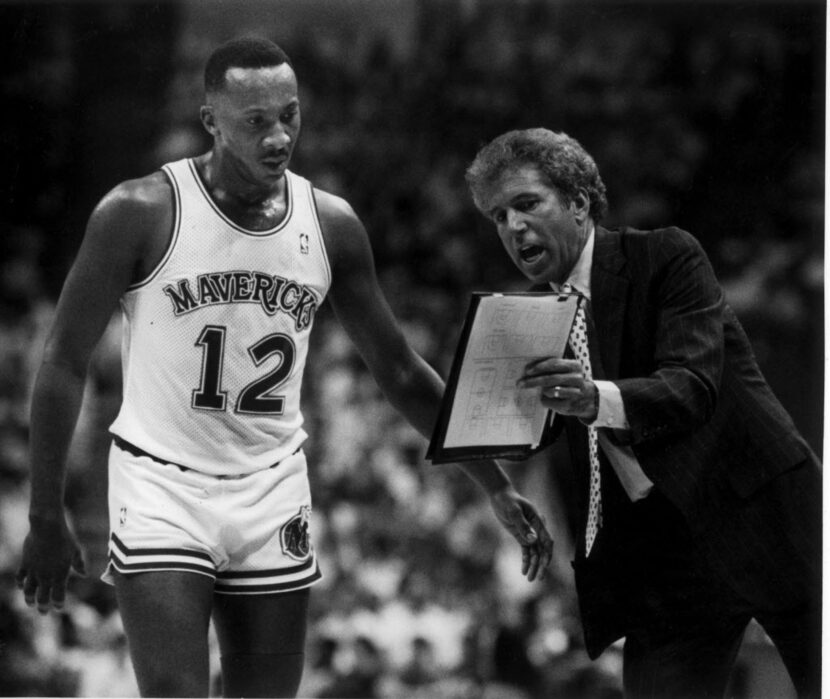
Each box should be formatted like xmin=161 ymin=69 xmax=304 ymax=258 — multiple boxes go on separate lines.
xmin=16 ymin=38 xmax=553 ymax=698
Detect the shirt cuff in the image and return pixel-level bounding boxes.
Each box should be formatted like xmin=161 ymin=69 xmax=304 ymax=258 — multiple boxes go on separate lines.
xmin=585 ymin=380 xmax=629 ymax=429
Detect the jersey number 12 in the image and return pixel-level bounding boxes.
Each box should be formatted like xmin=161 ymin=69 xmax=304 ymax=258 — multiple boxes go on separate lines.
xmin=191 ymin=325 xmax=296 ymax=415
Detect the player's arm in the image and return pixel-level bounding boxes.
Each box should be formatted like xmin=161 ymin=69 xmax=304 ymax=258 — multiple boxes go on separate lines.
xmin=17 ymin=173 xmax=173 ymax=613
xmin=317 ymin=191 xmax=552 ymax=580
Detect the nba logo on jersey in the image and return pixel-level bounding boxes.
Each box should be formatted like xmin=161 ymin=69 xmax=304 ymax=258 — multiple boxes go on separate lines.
xmin=280 ymin=505 xmax=311 ymax=560
xmin=299 ymin=232 xmax=309 ymax=255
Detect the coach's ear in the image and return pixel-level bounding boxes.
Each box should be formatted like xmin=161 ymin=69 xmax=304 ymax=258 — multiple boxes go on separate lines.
xmin=571 ymin=188 xmax=591 ymax=226
xmin=200 ymin=105 xmax=217 ymax=137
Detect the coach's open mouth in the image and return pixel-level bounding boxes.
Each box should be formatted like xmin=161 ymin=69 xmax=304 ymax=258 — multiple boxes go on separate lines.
xmin=519 ymin=244 xmax=545 ymax=263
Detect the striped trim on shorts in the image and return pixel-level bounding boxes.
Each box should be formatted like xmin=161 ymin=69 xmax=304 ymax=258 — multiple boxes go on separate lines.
xmin=104 ymin=439 xmax=323 ymax=595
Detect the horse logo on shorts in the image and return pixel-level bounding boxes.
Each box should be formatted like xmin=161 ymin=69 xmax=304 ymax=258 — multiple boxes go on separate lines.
xmin=280 ymin=505 xmax=311 ymax=561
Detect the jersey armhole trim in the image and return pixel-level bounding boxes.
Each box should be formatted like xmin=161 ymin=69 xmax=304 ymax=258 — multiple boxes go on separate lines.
xmin=126 ymin=165 xmax=181 ymax=291
xmin=309 ymin=184 xmax=333 ymax=292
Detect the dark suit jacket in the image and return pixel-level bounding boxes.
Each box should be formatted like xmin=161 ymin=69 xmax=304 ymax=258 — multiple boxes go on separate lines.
xmin=548 ymin=226 xmax=821 ymax=657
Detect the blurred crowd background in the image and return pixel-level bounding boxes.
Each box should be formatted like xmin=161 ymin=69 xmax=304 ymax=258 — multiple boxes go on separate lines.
xmin=0 ymin=0 xmax=823 ymax=697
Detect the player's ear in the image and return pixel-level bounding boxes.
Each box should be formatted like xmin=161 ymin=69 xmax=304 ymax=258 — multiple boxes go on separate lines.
xmin=200 ymin=105 xmax=217 ymax=136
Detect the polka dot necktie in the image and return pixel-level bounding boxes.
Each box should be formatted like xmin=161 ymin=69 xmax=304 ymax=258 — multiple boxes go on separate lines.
xmin=563 ymin=284 xmax=602 ymax=555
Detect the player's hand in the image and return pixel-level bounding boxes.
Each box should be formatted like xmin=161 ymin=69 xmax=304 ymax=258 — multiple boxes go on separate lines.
xmin=16 ymin=515 xmax=87 ymax=615
xmin=489 ymin=487 xmax=553 ymax=582
xmin=519 ymin=357 xmax=598 ymax=422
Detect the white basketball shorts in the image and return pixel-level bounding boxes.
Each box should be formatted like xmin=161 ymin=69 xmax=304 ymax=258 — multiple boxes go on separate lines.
xmin=102 ymin=439 xmax=322 ymax=594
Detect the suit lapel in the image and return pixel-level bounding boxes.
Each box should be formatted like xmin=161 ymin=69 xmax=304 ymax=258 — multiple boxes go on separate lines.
xmin=590 ymin=228 xmax=628 ymax=379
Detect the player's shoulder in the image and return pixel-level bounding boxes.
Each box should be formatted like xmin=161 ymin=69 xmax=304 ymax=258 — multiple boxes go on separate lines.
xmin=311 ymin=186 xmax=360 ymax=229
xmin=310 ymin=185 xmax=368 ymax=255
xmin=307 ymin=185 xmax=376 ymax=280
xmin=95 ymin=170 xmax=172 ymax=218
xmin=85 ymin=170 xmax=175 ymax=269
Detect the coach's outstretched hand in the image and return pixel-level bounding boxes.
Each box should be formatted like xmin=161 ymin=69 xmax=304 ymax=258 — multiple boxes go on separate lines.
xmin=489 ymin=487 xmax=553 ymax=581
xmin=16 ymin=515 xmax=87 ymax=615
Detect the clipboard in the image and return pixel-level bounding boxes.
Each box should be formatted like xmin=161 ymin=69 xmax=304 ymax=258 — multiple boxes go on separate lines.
xmin=427 ymin=291 xmax=581 ymax=464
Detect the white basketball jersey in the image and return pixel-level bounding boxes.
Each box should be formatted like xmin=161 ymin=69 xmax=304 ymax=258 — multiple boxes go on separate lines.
xmin=110 ymin=159 xmax=331 ymax=475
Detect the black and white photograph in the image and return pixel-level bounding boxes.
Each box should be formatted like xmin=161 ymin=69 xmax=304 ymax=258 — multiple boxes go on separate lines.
xmin=0 ymin=1 xmax=824 ymax=697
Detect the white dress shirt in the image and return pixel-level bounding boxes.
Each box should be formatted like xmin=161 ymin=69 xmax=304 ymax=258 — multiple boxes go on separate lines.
xmin=553 ymin=228 xmax=654 ymax=501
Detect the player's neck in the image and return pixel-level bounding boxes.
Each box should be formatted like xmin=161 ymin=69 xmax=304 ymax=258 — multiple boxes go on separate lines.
xmin=197 ymin=151 xmax=286 ymax=207
xmin=194 ymin=152 xmax=289 ymax=230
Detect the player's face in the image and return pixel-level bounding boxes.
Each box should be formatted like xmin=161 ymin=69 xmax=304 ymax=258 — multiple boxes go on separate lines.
xmin=203 ymin=63 xmax=301 ymax=187
xmin=475 ymin=165 xmax=591 ymax=285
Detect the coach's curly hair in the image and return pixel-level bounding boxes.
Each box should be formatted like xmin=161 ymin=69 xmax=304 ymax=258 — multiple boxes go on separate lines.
xmin=466 ymin=128 xmax=608 ymax=223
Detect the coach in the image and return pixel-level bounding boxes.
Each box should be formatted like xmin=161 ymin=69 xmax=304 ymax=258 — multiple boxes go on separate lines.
xmin=465 ymin=128 xmax=821 ymax=699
